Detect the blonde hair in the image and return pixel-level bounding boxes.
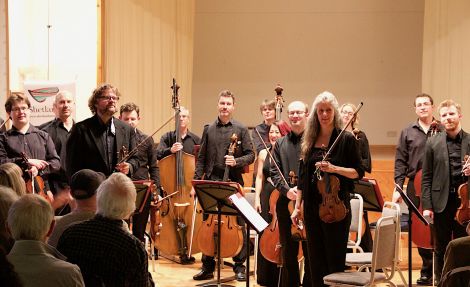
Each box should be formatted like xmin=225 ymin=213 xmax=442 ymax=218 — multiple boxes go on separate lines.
xmin=0 ymin=163 xmax=26 ymax=196
xmin=301 ymin=91 xmax=342 ymax=159
xmin=0 ymin=186 xmax=19 ymax=230
xmin=339 ymin=103 xmax=359 ymax=129
xmin=7 ymin=194 xmax=53 ymax=240
xmin=438 ymin=99 xmax=461 ymax=114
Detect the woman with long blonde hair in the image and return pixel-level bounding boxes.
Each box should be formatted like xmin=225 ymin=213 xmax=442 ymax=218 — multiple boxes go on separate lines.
xmin=292 ymin=91 xmax=364 ymax=286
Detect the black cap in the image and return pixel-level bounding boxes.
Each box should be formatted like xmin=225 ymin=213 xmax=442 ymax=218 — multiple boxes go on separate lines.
xmin=70 ymin=169 xmax=106 ymax=200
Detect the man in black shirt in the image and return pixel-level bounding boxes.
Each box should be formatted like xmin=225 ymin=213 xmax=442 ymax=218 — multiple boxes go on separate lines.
xmin=156 ymin=107 xmax=200 ymax=159
xmin=66 ymin=83 xmax=141 ymax=178
xmin=270 ymin=101 xmax=311 ymax=287
xmin=119 ymin=102 xmax=161 ymax=243
xmin=40 ymin=91 xmax=75 ymax=214
xmin=422 ymin=99 xmax=469 ymax=283
xmin=0 ymin=93 xmax=60 ymax=198
xmin=394 ymin=93 xmax=439 ymax=285
xmin=191 ymin=90 xmax=255 ymax=282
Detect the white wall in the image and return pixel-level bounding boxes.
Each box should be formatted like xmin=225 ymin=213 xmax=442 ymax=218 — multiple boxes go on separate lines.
xmin=191 ymin=0 xmax=425 ymax=145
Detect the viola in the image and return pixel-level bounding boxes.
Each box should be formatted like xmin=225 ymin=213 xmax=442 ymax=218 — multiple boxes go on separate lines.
xmin=196 ymin=133 xmax=244 ymax=258
xmin=287 ymin=171 xmax=307 ymax=240
xmin=317 ymin=171 xmax=347 ymax=223
xmin=20 ymin=152 xmax=50 ymax=203
xmin=456 ymin=155 xmax=470 ymax=226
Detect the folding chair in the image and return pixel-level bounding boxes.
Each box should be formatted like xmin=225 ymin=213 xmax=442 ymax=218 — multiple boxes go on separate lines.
xmin=345 ymin=202 xmax=407 ymax=286
xmin=324 ymin=215 xmax=399 ymax=286
xmin=348 ymin=194 xmax=364 ymax=253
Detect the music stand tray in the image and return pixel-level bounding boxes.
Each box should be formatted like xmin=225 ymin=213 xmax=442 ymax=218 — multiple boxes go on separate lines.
xmin=192 ymin=180 xmax=243 ymax=287
xmin=354 ymin=178 xmax=384 ymax=212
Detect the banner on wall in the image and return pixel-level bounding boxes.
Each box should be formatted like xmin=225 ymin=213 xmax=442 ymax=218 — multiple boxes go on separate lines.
xmin=23 ymin=81 xmax=76 ymax=126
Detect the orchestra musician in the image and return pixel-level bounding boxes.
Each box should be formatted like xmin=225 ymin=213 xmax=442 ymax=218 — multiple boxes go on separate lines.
xmin=156 ymin=107 xmax=201 ymax=160
xmin=0 ymin=93 xmax=60 ymax=201
xmin=340 ymin=103 xmax=373 ymax=252
xmin=270 ymin=101 xmax=311 ymax=287
xmin=119 ymin=102 xmax=162 ymax=243
xmin=66 ymin=83 xmax=142 ymax=178
xmin=254 ymin=120 xmax=290 ymax=286
xmin=292 ymin=91 xmax=364 ymax=286
xmin=191 ymin=90 xmax=255 ymax=282
xmin=39 ymin=91 xmax=75 ymax=215
xmin=422 ymin=99 xmax=469 ymax=283
xmin=393 ymin=93 xmax=439 ymax=285
xmin=252 ymin=99 xmax=276 ymax=154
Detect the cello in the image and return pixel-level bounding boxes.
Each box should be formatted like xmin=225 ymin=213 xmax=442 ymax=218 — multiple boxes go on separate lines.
xmin=196 ymin=133 xmax=244 ymax=258
xmin=155 ymin=79 xmax=203 ymax=262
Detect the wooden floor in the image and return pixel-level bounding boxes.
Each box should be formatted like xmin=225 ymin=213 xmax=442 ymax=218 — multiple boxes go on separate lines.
xmin=149 ymin=252 xmax=429 ymax=287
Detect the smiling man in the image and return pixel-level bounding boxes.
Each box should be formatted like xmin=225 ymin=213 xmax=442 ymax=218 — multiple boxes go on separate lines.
xmin=422 ymin=99 xmax=470 ymax=284
xmin=66 ymin=84 xmax=141 ymax=178
xmin=0 ymin=93 xmax=60 ymax=191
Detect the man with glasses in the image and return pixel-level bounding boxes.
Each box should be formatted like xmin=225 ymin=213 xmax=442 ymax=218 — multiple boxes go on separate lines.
xmin=394 ymin=93 xmax=440 ymax=285
xmin=0 ymin=93 xmax=60 ymax=203
xmin=66 ymin=83 xmax=141 ymax=178
xmin=270 ymin=101 xmax=311 ymax=287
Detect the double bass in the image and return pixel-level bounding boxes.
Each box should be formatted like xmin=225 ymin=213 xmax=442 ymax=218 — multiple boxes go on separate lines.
xmin=196 ymin=134 xmax=244 ymax=258
xmin=154 ymin=79 xmax=203 ymax=262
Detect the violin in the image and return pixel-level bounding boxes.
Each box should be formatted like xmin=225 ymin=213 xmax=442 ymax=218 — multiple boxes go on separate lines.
xmin=196 ymin=133 xmax=244 ymax=258
xmin=287 ymin=171 xmax=306 ymax=241
xmin=456 ymin=154 xmax=470 ymax=226
xmin=20 ymin=152 xmax=50 ymax=203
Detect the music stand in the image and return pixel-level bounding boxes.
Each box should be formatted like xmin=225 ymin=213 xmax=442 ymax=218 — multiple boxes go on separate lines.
xmin=395 ymin=184 xmax=430 ymax=287
xmin=192 ymin=180 xmax=243 ymax=287
xmin=133 ymin=180 xmax=153 ymax=213
xmin=354 ymin=178 xmax=384 ymax=212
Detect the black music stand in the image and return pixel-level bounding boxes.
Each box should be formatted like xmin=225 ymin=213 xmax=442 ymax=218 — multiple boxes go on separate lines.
xmin=395 ymin=184 xmax=431 ymax=287
xmin=354 ymin=178 xmax=384 ymax=212
xmin=192 ymin=180 xmax=243 ymax=287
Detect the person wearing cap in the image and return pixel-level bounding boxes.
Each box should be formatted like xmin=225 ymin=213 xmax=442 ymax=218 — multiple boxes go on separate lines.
xmin=57 ymin=173 xmax=154 ymax=287
xmin=48 ymin=169 xmax=105 ymax=247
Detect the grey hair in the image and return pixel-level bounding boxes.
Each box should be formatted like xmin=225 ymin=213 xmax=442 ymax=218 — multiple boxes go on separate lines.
xmin=301 ymin=91 xmax=342 ymax=159
xmin=0 ymin=186 xmax=19 ymax=230
xmin=7 ymin=194 xmax=53 ymax=240
xmin=96 ymin=173 xmax=136 ymax=220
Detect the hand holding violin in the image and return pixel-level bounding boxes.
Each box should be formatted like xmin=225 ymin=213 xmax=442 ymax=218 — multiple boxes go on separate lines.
xmin=115 ymin=162 xmax=130 ymax=174
xmin=286 ymin=186 xmax=298 ymax=200
xmin=315 ymin=160 xmax=336 ymax=173
xmin=462 ymin=161 xmax=470 ymax=176
xmin=28 ymin=158 xmax=49 ymax=170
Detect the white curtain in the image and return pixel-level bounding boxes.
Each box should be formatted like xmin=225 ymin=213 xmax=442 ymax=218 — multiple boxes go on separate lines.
xmin=422 ymin=0 xmax=470 ymax=127
xmin=103 ymin=0 xmax=195 ymax=138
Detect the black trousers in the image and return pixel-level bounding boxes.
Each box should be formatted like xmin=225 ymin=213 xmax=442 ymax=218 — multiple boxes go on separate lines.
xmin=276 ymin=197 xmax=311 ymax=287
xmin=433 ymin=193 xmax=467 ymax=280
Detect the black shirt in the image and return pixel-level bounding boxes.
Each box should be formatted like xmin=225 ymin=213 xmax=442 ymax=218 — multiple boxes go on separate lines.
xmin=39 ymin=118 xmax=73 ymax=171
xmin=447 ymin=130 xmax=465 ymax=191
xmin=156 ymin=130 xmax=200 ymax=160
xmin=132 ymin=129 xmax=160 ymax=186
xmin=0 ymin=125 xmax=60 ymax=176
xmin=394 ymin=119 xmax=441 ymax=189
xmin=194 ymin=118 xmax=255 ymax=185
xmin=252 ymin=122 xmax=271 ymax=154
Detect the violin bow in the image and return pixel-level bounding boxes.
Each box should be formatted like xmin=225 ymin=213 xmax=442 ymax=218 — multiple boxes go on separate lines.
xmin=116 ymin=115 xmax=174 ymax=166
xmin=0 ymin=117 xmax=10 ymax=131
xmin=254 ymin=128 xmax=290 ymax=188
xmin=315 ymin=102 xmax=363 ymax=180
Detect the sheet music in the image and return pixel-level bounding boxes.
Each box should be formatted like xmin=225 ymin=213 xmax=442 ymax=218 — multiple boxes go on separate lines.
xmin=229 ymin=193 xmax=268 ymax=233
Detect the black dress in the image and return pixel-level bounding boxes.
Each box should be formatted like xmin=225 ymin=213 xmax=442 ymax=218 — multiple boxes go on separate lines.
xmin=256 ymin=152 xmax=281 ymax=286
xmin=299 ymin=129 xmax=364 ymax=287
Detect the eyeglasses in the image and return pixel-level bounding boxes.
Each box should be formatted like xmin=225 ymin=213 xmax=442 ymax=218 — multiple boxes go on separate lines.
xmin=99 ymin=96 xmax=120 ymax=101
xmin=11 ymin=106 xmax=30 ymax=113
xmin=341 ymin=111 xmax=353 ymax=116
xmin=288 ymin=111 xmax=305 ymax=116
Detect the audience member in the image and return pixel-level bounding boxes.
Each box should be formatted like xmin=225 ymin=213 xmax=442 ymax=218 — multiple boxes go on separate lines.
xmin=0 ymin=186 xmax=19 ymax=253
xmin=48 ymin=169 xmax=105 ymax=247
xmin=7 ymin=194 xmax=85 ymax=287
xmin=0 ymin=162 xmax=26 ymax=196
xmin=439 ymin=223 xmax=470 ymax=286
xmin=57 ymin=173 xmax=154 ymax=287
